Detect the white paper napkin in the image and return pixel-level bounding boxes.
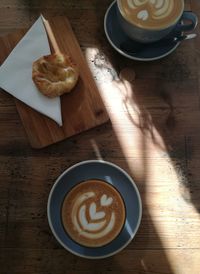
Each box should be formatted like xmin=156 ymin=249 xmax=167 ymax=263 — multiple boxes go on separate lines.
xmin=0 ymin=16 xmax=63 ymax=126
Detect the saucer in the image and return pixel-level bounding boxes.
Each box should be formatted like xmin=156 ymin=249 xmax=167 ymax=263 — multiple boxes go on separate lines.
xmin=47 ymin=160 xmax=142 ymax=259
xmin=104 ymin=0 xmax=181 ymax=61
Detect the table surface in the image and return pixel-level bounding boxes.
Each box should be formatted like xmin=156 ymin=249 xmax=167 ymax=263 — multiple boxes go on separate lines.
xmin=1 ymin=1 xmax=200 ymax=274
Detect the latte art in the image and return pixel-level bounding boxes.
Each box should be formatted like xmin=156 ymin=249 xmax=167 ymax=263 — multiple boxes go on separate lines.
xmin=118 ymin=0 xmax=184 ymax=29
xmin=61 ymin=180 xmax=125 ymax=247
xmin=128 ymin=0 xmax=174 ymax=21
xmin=72 ymin=192 xmax=115 ymax=238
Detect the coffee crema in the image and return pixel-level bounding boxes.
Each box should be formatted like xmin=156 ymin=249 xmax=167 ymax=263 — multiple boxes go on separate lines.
xmin=118 ymin=0 xmax=184 ymax=29
xmin=61 ymin=179 xmax=126 ymax=247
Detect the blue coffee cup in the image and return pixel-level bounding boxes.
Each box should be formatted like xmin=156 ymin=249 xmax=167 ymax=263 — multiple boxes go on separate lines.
xmin=117 ymin=0 xmax=198 ymax=43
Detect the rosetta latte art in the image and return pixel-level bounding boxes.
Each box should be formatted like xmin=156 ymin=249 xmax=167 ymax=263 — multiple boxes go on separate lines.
xmin=127 ymin=0 xmax=174 ymax=21
xmin=119 ymin=0 xmax=183 ymax=29
xmin=72 ymin=192 xmax=115 ymax=239
xmin=61 ymin=180 xmax=126 ymax=247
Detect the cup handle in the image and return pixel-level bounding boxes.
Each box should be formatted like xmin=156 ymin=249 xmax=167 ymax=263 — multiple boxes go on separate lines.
xmin=176 ymin=11 xmax=198 ymax=32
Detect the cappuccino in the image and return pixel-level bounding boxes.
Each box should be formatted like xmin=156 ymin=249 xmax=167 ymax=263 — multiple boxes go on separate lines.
xmin=118 ymin=0 xmax=184 ymax=29
xmin=61 ymin=179 xmax=126 ymax=247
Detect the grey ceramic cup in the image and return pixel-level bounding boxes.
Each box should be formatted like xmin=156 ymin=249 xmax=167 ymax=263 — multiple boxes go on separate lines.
xmin=116 ymin=0 xmax=198 ymax=43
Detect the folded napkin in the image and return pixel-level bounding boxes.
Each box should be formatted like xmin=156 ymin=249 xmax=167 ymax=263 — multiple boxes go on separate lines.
xmin=0 ymin=16 xmax=62 ymax=126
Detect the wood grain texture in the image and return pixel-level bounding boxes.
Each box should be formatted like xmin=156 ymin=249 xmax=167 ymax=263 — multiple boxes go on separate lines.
xmin=0 ymin=16 xmax=109 ymax=148
xmin=1 ymin=0 xmax=200 ymax=274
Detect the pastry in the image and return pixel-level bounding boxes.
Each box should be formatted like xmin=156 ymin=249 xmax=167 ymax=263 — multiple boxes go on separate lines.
xmin=32 ymin=53 xmax=79 ymax=97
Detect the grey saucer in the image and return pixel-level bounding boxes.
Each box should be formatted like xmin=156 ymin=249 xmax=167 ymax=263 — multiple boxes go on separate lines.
xmin=47 ymin=160 xmax=142 ymax=259
xmin=104 ymin=0 xmax=181 ymax=61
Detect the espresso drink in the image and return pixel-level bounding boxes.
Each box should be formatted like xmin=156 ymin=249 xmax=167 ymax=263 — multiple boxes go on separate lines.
xmin=118 ymin=0 xmax=184 ymax=29
xmin=61 ymin=179 xmax=126 ymax=247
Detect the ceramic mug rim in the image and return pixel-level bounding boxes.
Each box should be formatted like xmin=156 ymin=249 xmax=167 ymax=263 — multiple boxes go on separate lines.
xmin=117 ymin=0 xmax=185 ymax=31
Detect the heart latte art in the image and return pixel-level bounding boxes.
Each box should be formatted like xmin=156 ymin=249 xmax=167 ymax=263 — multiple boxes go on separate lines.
xmin=118 ymin=0 xmax=184 ymax=29
xmin=61 ymin=180 xmax=126 ymax=247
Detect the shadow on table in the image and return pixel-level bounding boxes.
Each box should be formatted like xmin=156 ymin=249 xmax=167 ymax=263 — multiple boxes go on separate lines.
xmin=81 ymin=2 xmax=200 ymax=273
xmin=90 ymin=0 xmax=200 ymax=215
xmin=116 ymin=64 xmax=200 ymax=214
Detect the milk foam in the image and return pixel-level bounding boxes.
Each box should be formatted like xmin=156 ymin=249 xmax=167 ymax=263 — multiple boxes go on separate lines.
xmin=89 ymin=202 xmax=105 ymax=220
xmin=137 ymin=10 xmax=149 ymax=21
xmin=79 ymin=204 xmax=106 ymax=231
xmin=101 ymin=194 xmax=113 ymax=206
xmin=71 ymin=191 xmax=115 ymax=239
xmin=127 ymin=0 xmax=174 ymax=21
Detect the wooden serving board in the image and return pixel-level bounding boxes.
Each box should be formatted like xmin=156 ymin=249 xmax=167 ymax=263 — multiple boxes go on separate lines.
xmin=0 ymin=16 xmax=109 ymax=148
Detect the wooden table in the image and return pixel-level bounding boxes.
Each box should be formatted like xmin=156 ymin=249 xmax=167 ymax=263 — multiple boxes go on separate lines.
xmin=1 ymin=1 xmax=200 ymax=273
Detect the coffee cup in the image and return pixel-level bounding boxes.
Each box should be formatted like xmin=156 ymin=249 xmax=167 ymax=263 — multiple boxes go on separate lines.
xmin=117 ymin=0 xmax=198 ymax=43
xmin=47 ymin=160 xmax=142 ymax=258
